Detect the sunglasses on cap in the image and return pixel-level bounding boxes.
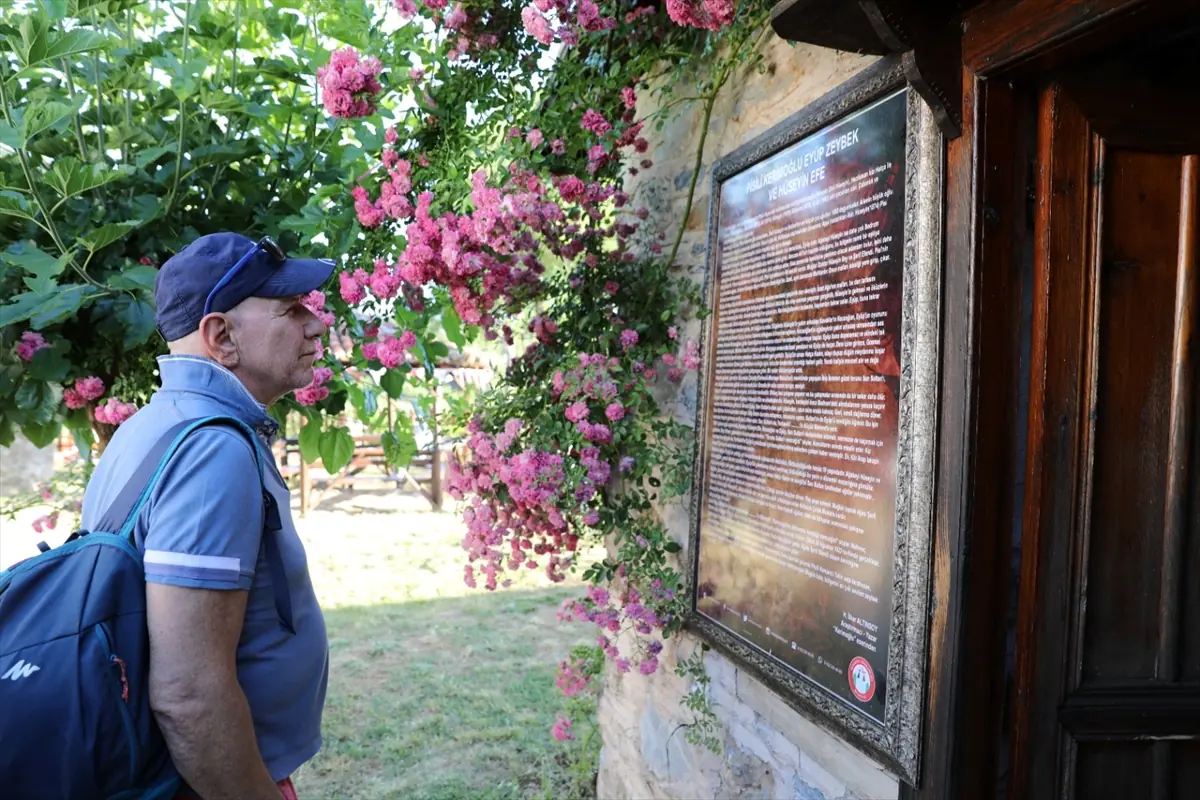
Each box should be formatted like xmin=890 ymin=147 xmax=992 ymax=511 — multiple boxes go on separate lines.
xmin=202 ymin=236 xmax=288 ymax=316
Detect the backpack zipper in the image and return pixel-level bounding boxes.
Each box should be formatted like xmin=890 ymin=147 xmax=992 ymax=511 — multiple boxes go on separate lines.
xmin=95 ymin=622 xmax=139 ymax=785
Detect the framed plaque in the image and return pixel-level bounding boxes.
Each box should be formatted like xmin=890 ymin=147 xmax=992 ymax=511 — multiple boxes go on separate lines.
xmin=687 ymin=62 xmax=942 ymax=784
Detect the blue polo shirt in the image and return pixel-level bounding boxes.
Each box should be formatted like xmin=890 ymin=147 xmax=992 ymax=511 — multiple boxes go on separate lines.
xmin=80 ymin=355 xmax=328 ymax=781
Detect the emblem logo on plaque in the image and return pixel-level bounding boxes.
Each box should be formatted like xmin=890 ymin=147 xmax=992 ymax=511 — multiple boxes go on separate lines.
xmin=849 ymin=656 xmax=876 ymax=702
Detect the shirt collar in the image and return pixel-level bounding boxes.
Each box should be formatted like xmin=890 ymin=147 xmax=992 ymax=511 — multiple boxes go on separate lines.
xmin=155 ymin=355 xmax=281 ymax=442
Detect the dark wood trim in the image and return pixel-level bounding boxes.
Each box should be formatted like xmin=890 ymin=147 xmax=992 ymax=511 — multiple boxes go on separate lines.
xmin=1008 ymin=81 xmax=1097 ymax=800
xmin=963 ymin=0 xmax=1200 ymax=77
xmin=1160 ymin=156 xmax=1199 ymax=685
xmin=964 ymin=0 xmax=1153 ymax=73
xmin=1058 ymin=684 xmax=1200 ymax=738
xmin=901 ymin=64 xmax=982 ymax=800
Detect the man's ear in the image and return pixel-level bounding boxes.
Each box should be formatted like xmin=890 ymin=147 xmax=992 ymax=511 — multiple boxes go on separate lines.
xmin=197 ymin=313 xmax=240 ymax=369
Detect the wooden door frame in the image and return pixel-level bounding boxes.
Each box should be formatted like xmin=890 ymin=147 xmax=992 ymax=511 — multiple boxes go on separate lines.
xmin=906 ymin=1 xmax=1200 ymax=798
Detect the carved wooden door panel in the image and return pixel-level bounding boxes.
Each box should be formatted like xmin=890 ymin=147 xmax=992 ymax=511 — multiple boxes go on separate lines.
xmin=1010 ymin=69 xmax=1200 ymax=799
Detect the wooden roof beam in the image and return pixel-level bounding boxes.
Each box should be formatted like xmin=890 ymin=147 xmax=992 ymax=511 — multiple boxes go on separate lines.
xmin=771 ymin=0 xmax=964 ymax=138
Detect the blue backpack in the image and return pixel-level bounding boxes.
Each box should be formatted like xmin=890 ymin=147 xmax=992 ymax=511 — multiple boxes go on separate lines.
xmin=0 ymin=415 xmax=294 ymax=799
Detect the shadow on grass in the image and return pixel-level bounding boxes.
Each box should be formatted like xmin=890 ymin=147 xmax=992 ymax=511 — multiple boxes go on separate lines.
xmin=292 ymin=587 xmax=599 ymax=800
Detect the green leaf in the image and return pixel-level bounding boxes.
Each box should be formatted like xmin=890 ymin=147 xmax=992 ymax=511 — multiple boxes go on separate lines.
xmin=0 ymin=292 xmax=47 ymax=328
xmin=45 ymin=157 xmax=134 ymax=200
xmin=442 ymin=306 xmax=466 ymax=349
xmin=80 ymin=221 xmax=142 ymax=252
xmin=135 ymin=144 xmax=175 ymax=169
xmin=0 ymin=191 xmax=37 ymax=222
xmin=379 ymin=369 xmax=406 ymax=399
xmin=29 ymin=284 xmax=98 ymax=329
xmin=63 ymin=407 xmax=93 ymax=456
xmin=1 ymin=241 xmax=73 ymax=295
xmin=0 ymin=415 xmax=14 ymax=448
xmin=112 ymin=295 xmax=155 ymax=347
xmin=428 ymin=341 xmax=449 ymax=359
xmin=15 ymin=380 xmax=62 ymax=425
xmin=106 ymin=265 xmax=158 ymax=292
xmin=41 ymin=28 xmax=110 ymax=64
xmin=381 ymin=424 xmax=417 ymax=470
xmin=22 ymin=419 xmax=61 ymax=449
xmin=664 ymin=541 xmax=682 ymax=554
xmin=298 ymin=418 xmax=322 ymax=464
xmin=26 ymin=347 xmax=70 ymax=382
xmin=318 ymin=426 xmax=354 ymax=474
xmin=39 ymin=1 xmax=70 ymax=21
xmin=0 ymin=120 xmax=22 ymax=149
xmin=21 ymin=100 xmax=78 ymax=144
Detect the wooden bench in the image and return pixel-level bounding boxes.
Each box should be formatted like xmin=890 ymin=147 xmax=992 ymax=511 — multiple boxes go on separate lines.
xmin=273 ymin=433 xmax=452 ymax=516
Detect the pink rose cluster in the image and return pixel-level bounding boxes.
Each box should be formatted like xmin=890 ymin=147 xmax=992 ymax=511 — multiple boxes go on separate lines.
xmin=63 ymin=376 xmax=106 ymax=410
xmin=15 ymin=331 xmax=49 ymax=361
xmin=301 ymin=291 xmax=336 ymax=329
xmin=557 ymin=579 xmax=675 ymax=675
xmin=317 ymin=47 xmax=383 ymax=119
xmin=361 ymin=329 xmax=417 ymax=369
xmin=577 ymin=103 xmax=650 ymax=176
xmin=551 ymin=716 xmax=573 ymax=742
xmin=294 ymin=366 xmax=334 ymax=406
xmin=93 ymin=397 xmax=138 ymax=426
xmin=665 ymin=0 xmax=735 ymax=30
xmin=521 ymin=0 xmax=615 ymax=47
xmin=353 ymin=132 xmax=415 ymax=228
xmin=394 ymin=1 xmax=494 ymax=61
xmin=450 ymin=417 xmax=606 ymax=590
xmin=552 ymin=353 xmax=631 ymax=444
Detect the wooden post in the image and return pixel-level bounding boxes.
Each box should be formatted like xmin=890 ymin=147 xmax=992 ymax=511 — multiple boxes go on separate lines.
xmin=299 ymin=455 xmax=310 ymax=518
xmin=429 ymin=387 xmax=442 ymax=510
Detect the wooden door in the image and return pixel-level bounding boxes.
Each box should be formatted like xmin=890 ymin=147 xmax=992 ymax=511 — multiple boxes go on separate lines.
xmin=1011 ymin=53 xmax=1200 ymax=800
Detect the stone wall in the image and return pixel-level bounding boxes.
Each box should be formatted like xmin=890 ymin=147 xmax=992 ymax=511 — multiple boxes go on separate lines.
xmin=595 ymin=38 xmax=901 ymax=800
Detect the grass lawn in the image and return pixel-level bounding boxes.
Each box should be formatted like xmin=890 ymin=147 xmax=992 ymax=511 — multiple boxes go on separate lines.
xmin=289 ymin=488 xmax=603 ymax=800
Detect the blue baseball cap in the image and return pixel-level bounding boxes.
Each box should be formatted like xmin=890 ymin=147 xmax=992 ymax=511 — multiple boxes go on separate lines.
xmin=154 ymin=232 xmax=337 ymax=341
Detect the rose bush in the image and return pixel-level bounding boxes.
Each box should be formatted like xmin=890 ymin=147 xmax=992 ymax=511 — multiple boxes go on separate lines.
xmin=3 ymin=0 xmax=773 ymax=754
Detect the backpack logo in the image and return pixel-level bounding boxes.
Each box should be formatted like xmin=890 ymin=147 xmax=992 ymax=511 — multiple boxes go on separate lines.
xmin=2 ymin=660 xmax=41 ymax=681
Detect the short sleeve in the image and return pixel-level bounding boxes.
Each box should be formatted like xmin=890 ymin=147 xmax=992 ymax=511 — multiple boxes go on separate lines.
xmin=141 ymin=427 xmax=264 ymax=591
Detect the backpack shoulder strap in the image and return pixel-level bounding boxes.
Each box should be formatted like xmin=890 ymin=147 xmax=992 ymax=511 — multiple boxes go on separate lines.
xmin=92 ymin=415 xmax=294 ymax=633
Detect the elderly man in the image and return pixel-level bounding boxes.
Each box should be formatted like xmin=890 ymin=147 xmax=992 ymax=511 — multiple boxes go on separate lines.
xmin=80 ymin=232 xmax=333 ymax=800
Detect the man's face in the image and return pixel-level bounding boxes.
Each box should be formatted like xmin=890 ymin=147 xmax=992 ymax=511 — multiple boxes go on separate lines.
xmin=226 ymin=295 xmax=327 ymax=404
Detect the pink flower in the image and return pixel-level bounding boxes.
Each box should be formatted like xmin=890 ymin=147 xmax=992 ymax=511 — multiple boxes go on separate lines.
xmin=603 ymin=281 xmax=619 ymax=295
xmin=377 ymin=331 xmax=417 ymax=368
xmin=683 ymin=339 xmax=701 ymax=371
xmin=605 ymin=403 xmax=625 ymax=422
xmin=667 ymin=326 xmax=678 ymax=340
xmin=15 ymin=331 xmax=48 ymax=362
xmin=521 ymin=6 xmax=554 ymax=44
xmin=317 ymin=47 xmax=383 ymax=119
xmin=668 ymin=367 xmax=684 ymax=383
xmin=558 ymin=176 xmax=586 ymax=202
xmin=301 ymin=291 xmax=336 ymax=328
xmin=565 ymin=401 xmax=589 ymax=423
xmin=640 ymin=657 xmax=659 ymax=675
xmin=393 ymin=0 xmax=418 ymax=17
xmin=582 ymin=510 xmax=600 ymax=526
xmin=339 ymin=271 xmax=366 ymax=305
xmin=93 ymin=397 xmax=137 ymax=426
xmin=63 ymin=376 xmax=106 ymax=409
xmin=551 ymin=138 xmax=566 ymax=156
xmin=551 ymin=716 xmax=573 ymax=741
xmin=526 ymin=128 xmax=544 ymax=148
xmin=666 ymin=0 xmax=734 ymax=30
xmin=581 ymin=109 xmax=611 ymax=136
xmin=294 ymin=385 xmax=329 ymax=406
xmin=620 ymin=328 xmax=638 ymax=350
xmin=445 ymin=2 xmax=468 ymax=29
xmin=621 ymin=86 xmax=637 ymax=109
